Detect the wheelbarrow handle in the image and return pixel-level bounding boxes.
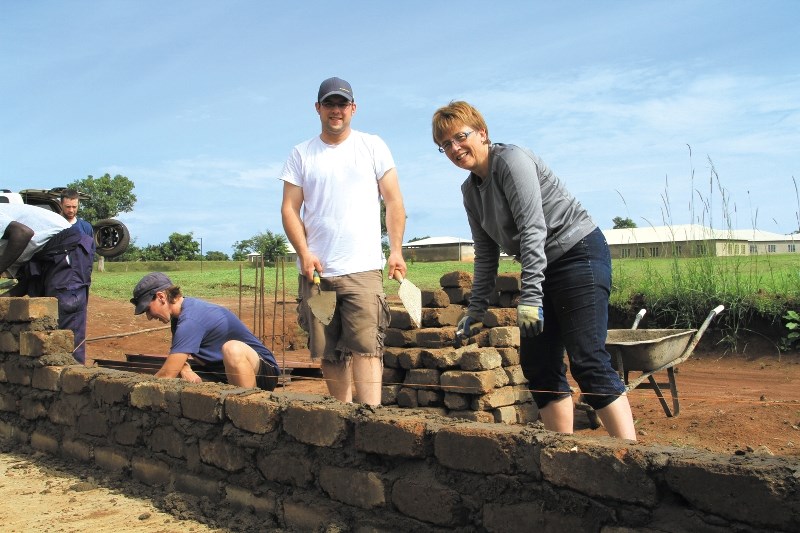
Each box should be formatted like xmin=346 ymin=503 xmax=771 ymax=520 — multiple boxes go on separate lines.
xmin=680 ymin=304 xmax=725 ymax=362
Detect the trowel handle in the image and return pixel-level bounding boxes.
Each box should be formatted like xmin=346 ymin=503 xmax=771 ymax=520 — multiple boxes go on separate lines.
xmin=313 ymin=270 xmax=321 ymax=286
xmin=392 ymin=270 xmax=405 ymax=283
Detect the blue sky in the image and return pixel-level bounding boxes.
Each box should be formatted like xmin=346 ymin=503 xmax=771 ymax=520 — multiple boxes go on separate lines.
xmin=2 ymin=1 xmax=798 ymax=255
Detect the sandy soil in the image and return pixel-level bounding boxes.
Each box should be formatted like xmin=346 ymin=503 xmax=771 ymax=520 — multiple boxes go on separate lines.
xmin=1 ymin=294 xmax=799 ymax=531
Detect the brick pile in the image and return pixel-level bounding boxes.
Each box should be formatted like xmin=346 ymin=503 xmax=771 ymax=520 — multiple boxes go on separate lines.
xmin=383 ymin=271 xmax=538 ymax=424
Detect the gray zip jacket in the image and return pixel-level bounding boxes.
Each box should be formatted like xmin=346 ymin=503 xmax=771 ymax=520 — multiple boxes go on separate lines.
xmin=462 ymin=144 xmax=595 ymax=319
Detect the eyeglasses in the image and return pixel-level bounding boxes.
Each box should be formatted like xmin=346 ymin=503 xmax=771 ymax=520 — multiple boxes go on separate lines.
xmin=438 ymin=131 xmax=474 ymax=153
xmin=320 ymin=101 xmax=353 ymax=110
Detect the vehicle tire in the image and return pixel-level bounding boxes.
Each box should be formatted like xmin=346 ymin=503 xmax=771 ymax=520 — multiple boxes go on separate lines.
xmin=93 ymin=218 xmax=130 ymax=258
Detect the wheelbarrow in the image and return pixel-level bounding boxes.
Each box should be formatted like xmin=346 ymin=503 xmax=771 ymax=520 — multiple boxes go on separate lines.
xmin=578 ymin=305 xmax=725 ymax=428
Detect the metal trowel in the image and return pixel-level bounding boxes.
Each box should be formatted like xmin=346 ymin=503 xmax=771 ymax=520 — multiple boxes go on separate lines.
xmin=393 ymin=271 xmax=422 ymax=328
xmin=307 ymin=271 xmax=336 ymax=325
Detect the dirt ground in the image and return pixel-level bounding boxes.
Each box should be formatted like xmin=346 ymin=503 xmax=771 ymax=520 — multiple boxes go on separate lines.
xmin=1 ymin=294 xmax=799 ymax=531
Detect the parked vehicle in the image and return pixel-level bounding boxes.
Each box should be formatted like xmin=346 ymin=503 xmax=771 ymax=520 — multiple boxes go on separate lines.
xmin=0 ymin=187 xmax=130 ymax=258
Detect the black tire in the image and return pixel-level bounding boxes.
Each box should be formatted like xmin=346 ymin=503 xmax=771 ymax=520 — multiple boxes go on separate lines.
xmin=93 ymin=218 xmax=130 ymax=258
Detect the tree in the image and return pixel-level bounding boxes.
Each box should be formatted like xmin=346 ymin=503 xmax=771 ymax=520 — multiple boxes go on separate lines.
xmin=205 ymin=251 xmax=230 ymax=261
xmin=160 ymin=232 xmax=200 ymax=261
xmin=612 ymin=216 xmax=637 ymax=229
xmin=68 ymin=173 xmax=136 ymax=271
xmin=232 ymin=231 xmax=288 ymax=262
xmin=408 ymin=236 xmax=430 ymax=242
xmin=67 ymin=173 xmax=136 ymax=222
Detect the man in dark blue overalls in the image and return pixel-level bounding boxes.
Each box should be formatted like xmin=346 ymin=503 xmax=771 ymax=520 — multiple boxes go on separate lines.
xmin=1 ymin=204 xmax=95 ymax=364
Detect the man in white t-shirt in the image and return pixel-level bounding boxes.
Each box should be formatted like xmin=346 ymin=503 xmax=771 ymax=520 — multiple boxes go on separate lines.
xmin=279 ymin=76 xmax=408 ymax=406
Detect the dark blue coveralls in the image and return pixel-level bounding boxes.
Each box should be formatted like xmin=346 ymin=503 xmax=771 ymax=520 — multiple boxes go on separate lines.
xmin=20 ymin=225 xmax=95 ymax=363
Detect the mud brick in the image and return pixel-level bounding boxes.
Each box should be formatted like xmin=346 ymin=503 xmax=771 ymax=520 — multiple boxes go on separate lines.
xmin=396 ymin=387 xmax=418 ymax=407
xmin=483 ymin=308 xmax=518 ymax=328
xmin=4 ymin=297 xmax=58 ymax=322
xmin=514 ymin=385 xmax=534 ymax=404
xmin=132 ymin=456 xmax=172 ymax=487
xmin=319 ymin=466 xmax=386 ymax=509
xmin=0 ymin=420 xmax=27 ymax=443
xmin=199 ymin=438 xmax=249 ymax=472
xmin=493 ymin=367 xmax=509 ymax=388
xmin=94 ymin=373 xmax=145 ymax=405
xmin=283 ymin=497 xmax=341 ymax=532
xmin=435 ymin=426 xmax=521 ymax=474
xmin=0 ymin=364 xmax=6 ymax=383
xmin=61 ymin=366 xmax=99 ymax=394
xmin=484 ymin=502 xmax=586 ymax=533
xmin=19 ymin=329 xmax=73 ymax=357
xmin=471 ymin=386 xmax=517 ymax=410
xmin=95 ymin=446 xmax=130 ymax=473
xmin=32 ymin=365 xmax=63 ymax=391
xmin=459 ymin=347 xmax=502 ymax=371
xmin=503 ymin=365 xmax=527 ymax=385
xmin=148 ymin=426 xmax=186 ymax=458
xmin=443 ymin=392 xmax=470 ymax=411
xmin=403 ymin=368 xmax=440 ymax=388
xmin=384 ymin=328 xmax=417 ymax=348
xmin=488 ymin=290 xmax=500 ymax=306
xmin=283 ymin=403 xmax=349 ymax=447
xmin=356 ymin=417 xmax=429 ymax=458
xmin=421 ymin=289 xmax=450 ymax=308
xmin=3 ymin=360 xmax=32 ymax=385
xmin=225 ymin=484 xmax=277 ymax=515
xmin=422 ymin=305 xmax=464 ymax=328
xmin=417 ymin=389 xmax=444 ymax=407
xmin=514 ymin=402 xmax=539 ymax=423
xmin=0 ymin=298 xmax=10 ymax=318
xmin=416 ymin=327 xmax=456 ymax=349
xmin=226 ymin=391 xmax=281 ymax=434
xmin=420 ymin=347 xmax=461 ymax=370
xmin=498 ymin=292 xmax=520 ymax=308
xmin=19 ymin=397 xmax=47 ymax=420
xmin=382 ymin=367 xmax=405 ymax=386
xmin=397 ymin=348 xmax=424 ymax=369
xmin=181 ymin=382 xmax=246 ymax=423
xmin=393 ymin=474 xmax=468 ymax=527
xmin=0 ymin=331 xmax=19 ymax=353
xmin=492 ymin=406 xmax=519 ymax=425
xmin=383 ymin=346 xmax=404 ymax=368
xmin=113 ymin=421 xmax=142 ymax=446
xmin=31 ymin=431 xmax=59 ymax=454
xmin=48 ymin=395 xmax=88 ymax=426
xmin=443 ymin=287 xmax=471 ymax=305
xmin=440 ymin=370 xmax=496 ymax=394
xmin=0 ymin=392 xmax=16 ymax=412
xmin=439 ymin=271 xmax=473 ymax=289
xmin=381 ymin=384 xmax=401 ymax=405
xmin=497 ymin=347 xmax=520 ymax=366
xmin=481 ymin=326 xmax=520 ymax=348
xmin=495 ymin=272 xmax=521 ymax=292
xmin=61 ymin=438 xmax=92 ymax=463
xmin=389 ymin=305 xmax=414 ymax=330
xmin=258 ymin=449 xmax=314 ymax=487
xmin=130 ymin=379 xmax=183 ymax=416
xmin=77 ymin=410 xmax=110 ymax=437
xmin=175 ymin=472 xmax=221 ymax=499
xmin=445 ymin=410 xmax=495 ymax=423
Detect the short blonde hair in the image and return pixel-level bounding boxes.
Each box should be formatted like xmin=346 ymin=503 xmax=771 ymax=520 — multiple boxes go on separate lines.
xmin=431 ymin=101 xmax=490 ymax=146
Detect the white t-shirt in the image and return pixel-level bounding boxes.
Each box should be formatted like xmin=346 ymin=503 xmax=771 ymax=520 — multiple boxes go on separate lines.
xmin=279 ymin=130 xmax=395 ymax=276
xmin=0 ymin=204 xmax=70 ymax=276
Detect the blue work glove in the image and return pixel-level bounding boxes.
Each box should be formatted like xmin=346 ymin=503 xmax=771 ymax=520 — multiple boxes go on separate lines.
xmin=454 ymin=313 xmax=482 ymax=347
xmin=517 ymin=305 xmax=544 ymax=337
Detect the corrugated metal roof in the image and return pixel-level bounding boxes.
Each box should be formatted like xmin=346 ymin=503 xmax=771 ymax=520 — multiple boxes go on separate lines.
xmin=403 ymin=236 xmax=474 ymax=247
xmin=603 ymin=224 xmax=797 ymax=245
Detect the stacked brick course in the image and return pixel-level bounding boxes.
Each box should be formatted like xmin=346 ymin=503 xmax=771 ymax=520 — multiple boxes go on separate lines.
xmin=1 ymin=296 xmax=798 ymax=532
xmin=383 ymin=271 xmax=538 ymax=425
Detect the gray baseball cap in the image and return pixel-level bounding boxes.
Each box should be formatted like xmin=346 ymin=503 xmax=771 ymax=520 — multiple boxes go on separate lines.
xmin=131 ymin=272 xmax=173 ymax=314
xmin=318 ymin=77 xmax=353 ymax=102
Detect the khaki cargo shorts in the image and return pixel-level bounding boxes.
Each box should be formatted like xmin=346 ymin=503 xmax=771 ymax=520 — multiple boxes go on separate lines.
xmin=296 ymin=269 xmax=390 ymax=362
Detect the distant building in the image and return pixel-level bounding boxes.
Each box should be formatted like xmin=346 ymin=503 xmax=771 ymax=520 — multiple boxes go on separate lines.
xmin=402 ymin=236 xmax=475 ymax=262
xmin=603 ymin=224 xmax=798 ymax=258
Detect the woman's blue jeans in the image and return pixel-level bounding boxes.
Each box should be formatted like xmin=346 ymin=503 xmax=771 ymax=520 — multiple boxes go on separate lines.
xmin=520 ymin=227 xmax=625 ymax=410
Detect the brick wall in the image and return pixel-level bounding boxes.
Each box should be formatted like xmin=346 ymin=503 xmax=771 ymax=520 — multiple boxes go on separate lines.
xmin=1 ymin=296 xmax=798 ymax=532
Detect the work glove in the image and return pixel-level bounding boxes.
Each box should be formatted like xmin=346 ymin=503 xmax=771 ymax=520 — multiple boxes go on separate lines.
xmin=517 ymin=305 xmax=544 ymax=337
xmin=454 ymin=313 xmax=482 ymax=347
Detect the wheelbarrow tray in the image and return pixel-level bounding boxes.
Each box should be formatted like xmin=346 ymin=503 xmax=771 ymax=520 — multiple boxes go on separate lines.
xmin=606 ymin=328 xmax=697 ymax=372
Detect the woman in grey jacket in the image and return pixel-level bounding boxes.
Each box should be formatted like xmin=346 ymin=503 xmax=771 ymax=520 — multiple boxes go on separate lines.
xmin=432 ymin=101 xmax=636 ymax=440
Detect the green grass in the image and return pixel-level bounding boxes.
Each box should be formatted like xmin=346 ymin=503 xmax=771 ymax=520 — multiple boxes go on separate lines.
xmin=93 ymin=255 xmax=800 ymax=349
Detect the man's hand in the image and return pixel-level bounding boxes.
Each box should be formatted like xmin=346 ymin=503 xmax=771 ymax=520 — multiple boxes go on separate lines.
xmin=180 ymin=364 xmax=202 ymax=383
xmin=517 ymin=305 xmax=544 ymax=337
